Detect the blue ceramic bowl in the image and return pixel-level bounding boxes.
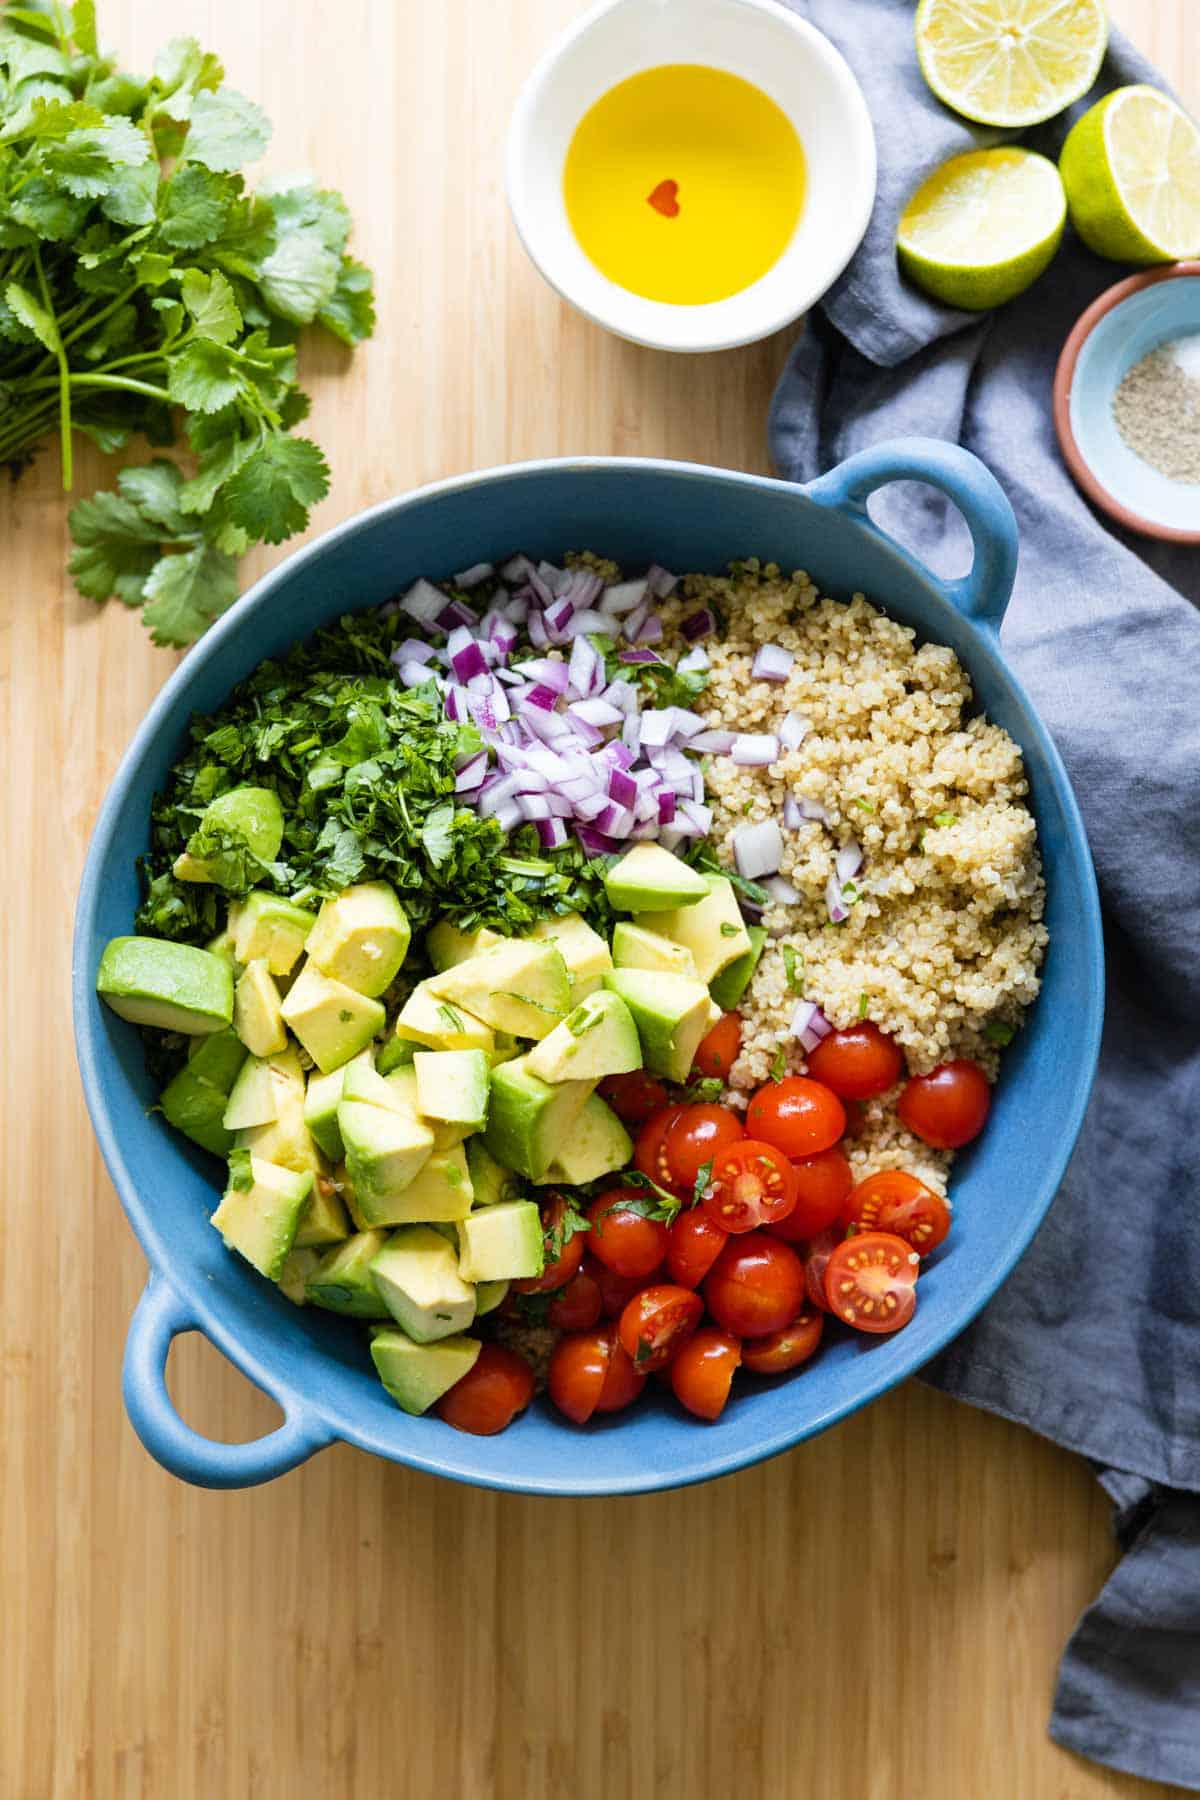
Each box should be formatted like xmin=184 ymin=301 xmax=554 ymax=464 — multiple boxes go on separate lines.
xmin=73 ymin=441 xmax=1104 ymax=1494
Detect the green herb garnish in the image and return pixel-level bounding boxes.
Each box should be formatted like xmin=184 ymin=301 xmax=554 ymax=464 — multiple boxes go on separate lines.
xmin=770 ymin=1044 xmax=788 ymax=1082
xmin=933 ymin=812 xmax=957 ymax=828
xmin=984 ymin=1020 xmax=1016 ymax=1047
xmin=692 ymin=1158 xmax=714 ymax=1205
xmin=782 ymin=944 xmax=803 ymax=993
xmin=227 ymin=1147 xmax=253 ymax=1191
xmin=683 ymin=1075 xmax=724 ymax=1105
xmin=851 ymin=797 xmax=875 ymax=813
xmin=719 ymin=921 xmax=739 ymax=938
xmin=858 ymin=991 xmax=869 ymax=1019
xmin=437 ymin=1003 xmax=464 ymax=1032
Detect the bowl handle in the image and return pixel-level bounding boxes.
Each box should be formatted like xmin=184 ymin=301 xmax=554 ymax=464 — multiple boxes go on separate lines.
xmin=123 ymin=1275 xmax=335 ymax=1489
xmin=803 ymin=437 xmax=1019 ymax=632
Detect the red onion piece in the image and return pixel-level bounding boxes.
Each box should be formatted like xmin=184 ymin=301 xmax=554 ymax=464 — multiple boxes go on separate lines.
xmin=397 ymin=660 xmax=438 ymax=689
xmin=568 ymin=697 xmax=622 ymax=729
xmin=618 ymin=648 xmax=662 ymax=666
xmin=763 ymin=874 xmax=799 ymax=904
xmin=453 ymin=752 xmax=489 ymax=793
xmin=645 ymin=564 xmax=678 ymax=598
xmin=608 ymin=768 xmax=638 ymax=809
xmin=454 ymin=561 xmax=494 ymax=589
xmin=536 ymin=817 xmax=568 ymax=850
xmin=601 ymin=579 xmax=648 ymax=616
xmin=399 ymin=577 xmax=446 ymax=624
xmin=688 ymin=728 xmax=735 ymax=754
xmin=499 ymin=553 xmax=536 ymax=585
xmin=448 ymin=626 xmax=488 ymax=683
xmin=677 ymin=646 xmax=710 ymax=675
xmin=790 ymin=1000 xmax=833 ymax=1054
xmin=678 ymin=799 xmax=713 ymax=835
xmin=622 ymin=602 xmax=650 ymax=642
xmin=778 ymin=713 xmax=810 ymax=752
xmin=751 ymin=643 xmax=794 ymax=682
xmin=836 ymin=841 xmax=863 ymax=883
xmin=657 ymin=790 xmax=677 ymax=825
xmin=733 ymin=819 xmax=784 ymax=879
xmin=681 ymin=608 xmax=715 ymax=641
xmin=731 ymin=734 xmax=779 ymax=766
xmin=825 ymin=872 xmax=849 ymax=924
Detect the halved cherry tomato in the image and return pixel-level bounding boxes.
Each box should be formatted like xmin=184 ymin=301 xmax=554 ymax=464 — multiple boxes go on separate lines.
xmin=436 ymin=1343 xmax=535 ymax=1435
xmin=765 ymin=1146 xmax=853 ymax=1242
xmin=547 ymin=1268 xmax=603 ymax=1332
xmin=599 ymin=1069 xmax=671 ymax=1127
xmin=897 ymin=1060 xmax=991 ymax=1149
xmin=595 ymin=1326 xmax=647 ymax=1413
xmin=702 ymin=1140 xmax=798 ymax=1234
xmin=665 ymin=1205 xmax=728 ymax=1289
xmin=693 ymin=1012 xmax=742 ymax=1079
xmin=663 ymin=1103 xmax=744 ymax=1192
xmin=514 ymin=1191 xmax=586 ymax=1294
xmin=704 ymin=1233 xmax=806 ymax=1338
xmin=585 ymin=1190 xmax=670 ymax=1279
xmin=804 ymin=1227 xmax=842 ymax=1313
xmin=842 ymin=1169 xmax=951 ymax=1256
xmin=824 ymin=1231 xmax=919 ymax=1335
xmin=548 ymin=1329 xmax=611 ymax=1424
xmin=634 ymin=1105 xmax=686 ymax=1189
xmin=585 ymin=1254 xmax=654 ymax=1319
xmin=745 ymin=1076 xmax=846 ymax=1158
xmin=806 ymin=1023 xmax=904 ymax=1099
xmin=617 ymin=1283 xmax=703 ymax=1372
xmin=740 ymin=1308 xmax=824 ymax=1374
xmin=670 ymin=1328 xmax=742 ymax=1420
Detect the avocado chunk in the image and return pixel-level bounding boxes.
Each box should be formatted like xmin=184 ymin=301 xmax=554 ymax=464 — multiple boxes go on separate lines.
xmin=429 ymin=939 xmax=570 ymax=1040
xmin=380 ymin=1144 xmax=474 ymax=1225
xmin=305 ymin=1229 xmax=392 ymax=1317
xmin=276 ymin=1245 xmax=322 ymax=1306
xmin=394 ymin=980 xmax=496 ymax=1053
xmin=528 ymin=912 xmax=613 ymax=999
xmin=97 ymin=936 xmax=234 ymax=1035
xmin=535 ymin=1093 xmax=633 ymax=1186
xmin=602 ymin=968 xmax=713 ymax=1083
xmin=173 ymin=787 xmax=284 ymax=883
xmin=293 ymin=1169 xmax=351 ymax=1248
xmin=160 ymin=1067 xmax=234 ymax=1157
xmin=636 ymin=875 xmax=753 ymax=985
xmin=426 ymin=920 xmax=503 ymax=972
xmin=375 ymin=1033 xmax=417 ymax=1075
xmin=466 ymin=1138 xmax=521 ymax=1207
xmin=223 ymin=1047 xmax=300 ymax=1131
xmin=612 ymin=921 xmax=699 ymax=978
xmin=370 ymin=1225 xmax=477 ymax=1343
xmin=475 ymin=1278 xmax=510 ymax=1317
xmin=230 ymin=891 xmax=315 ymax=976
xmin=413 ymin=1049 xmax=490 ymax=1129
xmin=457 ymin=1199 xmax=544 ymax=1283
xmin=371 ymin=1328 xmax=481 ymax=1414
xmin=379 ymin=1067 xmax=472 ymax=1151
xmin=708 ymin=923 xmax=767 ymax=1010
xmin=338 ymin=1101 xmax=435 ymax=1224
xmin=186 ymin=1026 xmax=248 ymax=1091
xmin=304 ymin=1066 xmax=348 ymax=1162
xmin=604 ymin=842 xmax=709 ymax=912
xmin=483 ymin=1054 xmax=594 ymax=1181
xmin=525 ymin=990 xmax=642 ymax=1084
xmin=210 ymin=1155 xmax=312 ymax=1279
xmin=280 ymin=961 xmax=385 ymax=1073
xmin=232 ymin=957 xmax=288 ymax=1056
xmin=305 ymin=881 xmax=411 ymax=998
xmin=204 ymin=925 xmax=241 ymax=971
xmin=342 ymin=1054 xmax=407 ymax=1112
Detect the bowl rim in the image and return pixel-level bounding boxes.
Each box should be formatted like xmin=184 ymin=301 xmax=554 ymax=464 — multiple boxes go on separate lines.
xmin=74 ymin=453 xmax=1104 ymax=1496
xmin=1052 ymin=260 xmax=1200 ymax=545
xmin=504 ymin=0 xmax=877 ymax=354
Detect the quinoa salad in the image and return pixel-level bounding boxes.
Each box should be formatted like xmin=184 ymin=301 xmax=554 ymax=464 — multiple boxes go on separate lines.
xmin=96 ymin=550 xmax=1047 ymax=1432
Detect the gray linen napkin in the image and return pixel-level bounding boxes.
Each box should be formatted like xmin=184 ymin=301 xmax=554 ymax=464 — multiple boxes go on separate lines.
xmin=773 ymin=4 xmax=1200 ymax=1787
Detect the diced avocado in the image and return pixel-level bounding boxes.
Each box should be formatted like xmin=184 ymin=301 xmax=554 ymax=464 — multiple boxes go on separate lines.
xmin=475 ymin=1279 xmax=509 ymax=1317
xmin=96 ymin=936 xmax=233 ymax=1035
xmin=524 ymin=990 xmax=642 ymax=1085
xmin=426 ymin=920 xmax=503 ymax=972
xmin=612 ymin=921 xmax=699 ymax=978
xmin=394 ymin=980 xmax=496 ymax=1053
xmin=413 ymin=1049 xmax=490 ymax=1129
xmin=306 ymin=1229 xmax=392 ymax=1317
xmin=370 ymin=1225 xmax=477 ymax=1343
xmin=276 ymin=1245 xmax=322 ymax=1306
xmin=305 ymin=881 xmax=411 ymax=997
xmin=602 ymin=968 xmax=713 ymax=1083
xmin=371 ymin=1328 xmax=481 ymax=1414
xmin=380 ymin=1144 xmax=474 ymax=1225
xmin=376 ymin=1033 xmax=417 ymax=1075
xmin=535 ymin=1092 xmax=633 ymax=1186
xmin=159 ymin=1067 xmax=234 ymax=1157
xmin=466 ymin=1138 xmax=521 ymax=1207
xmin=230 ymin=891 xmax=315 ymax=976
xmin=186 ymin=1027 xmax=247 ymax=1092
xmin=210 ymin=1155 xmax=311 ymax=1280
xmin=604 ymin=842 xmax=709 ymax=912
xmin=224 ymin=1053 xmax=283 ymax=1131
xmin=636 ymin=875 xmax=753 ymax=984
xmin=293 ymin=1168 xmax=351 ymax=1248
xmin=280 ymin=961 xmax=385 ymax=1073
xmin=457 ymin=1199 xmax=543 ymax=1283
xmin=204 ymin=925 xmax=241 ymax=972
xmin=488 ymin=1031 xmax=522 ymax=1068
xmin=429 ymin=939 xmax=571 ymax=1041
xmin=304 ymin=1067 xmax=348 ymax=1162
xmin=708 ymin=923 xmax=767 ymax=1010
xmin=528 ymin=912 xmax=613 ymax=998
xmin=376 ymin=1067 xmax=471 ymax=1153
xmin=342 ymin=1055 xmax=405 ymax=1112
xmin=483 ymin=1054 xmax=594 ymax=1181
xmin=233 ymin=957 xmax=288 ymax=1056
xmin=338 ymin=1102 xmax=435 ymax=1224
xmin=173 ymin=787 xmax=284 ymax=883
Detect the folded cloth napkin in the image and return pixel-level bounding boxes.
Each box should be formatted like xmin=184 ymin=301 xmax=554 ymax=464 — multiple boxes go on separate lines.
xmin=773 ymin=4 xmax=1200 ymax=1787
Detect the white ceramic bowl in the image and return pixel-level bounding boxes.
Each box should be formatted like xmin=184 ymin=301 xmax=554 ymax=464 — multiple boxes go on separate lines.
xmin=506 ymin=0 xmax=877 ymax=353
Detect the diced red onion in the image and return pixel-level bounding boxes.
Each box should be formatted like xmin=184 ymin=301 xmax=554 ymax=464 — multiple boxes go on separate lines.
xmin=500 ymin=553 xmax=536 ymax=585
xmin=390 ymin=637 xmax=435 ymax=667
xmin=678 ymin=799 xmax=713 ymax=835
xmin=565 ymin=609 xmax=610 ymax=640
xmin=454 ymin=561 xmax=494 ymax=589
xmin=443 ymin=686 xmax=465 ymax=722
xmin=544 ymin=596 xmax=576 ymax=637
xmin=603 ymin=678 xmax=637 ymax=712
xmin=478 ymin=773 xmax=523 ymax=815
xmin=688 ymin=728 xmax=734 ymax=754
xmin=493 ymin=666 xmax=523 ymax=687
xmin=733 ymin=819 xmax=783 ymax=879
xmin=601 ymin=579 xmax=648 ymax=616
xmin=397 ymin=660 xmax=438 ymax=688
xmin=608 ymin=768 xmax=638 ymax=809
xmin=523 ymin=706 xmax=572 ymax=743
xmin=778 ymin=713 xmax=810 ymax=752
xmin=658 ymin=826 xmax=688 ymax=853
xmin=731 ymin=733 xmax=779 ymax=766
xmin=558 ymin=568 xmax=604 ymax=608
xmin=527 ymin=609 xmax=549 ymax=649
xmin=670 ymin=708 xmax=706 ymax=739
xmin=681 ymin=608 xmax=715 ymax=641
xmin=448 ymin=626 xmax=488 ymax=682
xmin=568 ymin=635 xmax=602 ymax=697
xmin=825 ymin=873 xmax=849 ymax=924
xmin=836 ymin=841 xmax=863 ymax=883
xmin=536 ymin=817 xmax=567 ymax=850
xmin=618 ymin=649 xmax=662 ymax=666
xmin=645 ymin=564 xmax=678 ymax=598
xmin=568 ymin=697 xmax=622 ymax=729
xmin=657 ymin=790 xmax=677 ymax=825
xmin=575 ymin=824 xmax=620 ymax=857
xmin=399 ymin=577 xmax=447 ymax=624
xmin=751 ymin=643 xmax=794 ymax=683
xmin=453 ymin=752 xmax=489 ymax=793
xmin=492 ymin=799 xmax=523 ymax=833
xmin=623 ymin=603 xmax=650 ymax=642
xmin=517 ymin=794 xmax=553 ymax=821
xmin=600 ymin=739 xmax=635 ymax=771
xmin=438 ymin=599 xmax=478 ymax=631
xmin=522 ymin=683 xmax=560 ymax=712
xmin=637 ymin=708 xmax=677 ymax=748
xmin=535 ymin=561 xmax=564 ymax=597
xmin=595 ymin=801 xmax=635 ymax=837
xmin=636 ymin=614 xmax=663 ymax=645
xmin=467 ymin=693 xmax=500 ymax=733
xmin=513 ymin=657 xmax=569 ymax=693
xmin=763 ymin=874 xmax=799 ymax=904
xmin=790 ymin=1000 xmax=833 ymax=1054
xmin=677 ymin=646 xmax=709 ymax=675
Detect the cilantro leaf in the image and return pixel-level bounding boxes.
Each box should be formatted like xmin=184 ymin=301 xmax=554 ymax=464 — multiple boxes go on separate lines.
xmin=256 ymin=226 xmax=340 ymax=325
xmin=158 ymin=163 xmax=231 ymax=248
xmin=167 ymin=338 xmax=244 ymax=412
xmin=180 ymin=267 xmax=242 ymax=344
xmin=222 ymin=435 xmax=329 ymax=543
xmin=183 ymin=86 xmax=270 ymax=172
xmin=66 ymin=488 xmax=163 ymax=600
xmin=4 ymin=278 xmax=58 ymax=352
xmin=318 ymin=256 xmax=376 ymax=346
xmin=140 ymin=543 xmax=239 ymax=646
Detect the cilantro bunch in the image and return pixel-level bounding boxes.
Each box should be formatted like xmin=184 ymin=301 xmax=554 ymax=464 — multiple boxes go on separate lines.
xmin=0 ymin=0 xmax=374 ymax=645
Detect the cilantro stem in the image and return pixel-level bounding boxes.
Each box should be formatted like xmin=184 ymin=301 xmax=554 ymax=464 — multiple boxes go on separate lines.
xmin=58 ymin=281 xmax=143 ymax=355
xmin=32 ymin=248 xmax=71 ymax=491
xmin=17 ymin=372 xmax=172 ymax=404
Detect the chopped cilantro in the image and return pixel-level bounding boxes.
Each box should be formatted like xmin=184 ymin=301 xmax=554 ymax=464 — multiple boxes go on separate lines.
xmin=770 ymin=1044 xmax=788 ymax=1081
xmin=984 ymin=1020 xmax=1016 ymax=1047
xmin=719 ymin=922 xmax=739 ymax=938
xmin=858 ymin=991 xmax=869 ymax=1019
xmin=683 ymin=1076 xmax=725 ymax=1105
xmin=692 ymin=1158 xmax=714 ymax=1205
xmin=933 ymin=812 xmax=957 ymax=828
xmin=635 ymin=1339 xmax=653 ymax=1366
xmin=227 ymin=1147 xmax=253 ymax=1191
xmin=851 ymin=797 xmax=875 ymax=813
xmin=782 ymin=944 xmax=804 ymax=993
xmin=437 ymin=1003 xmax=464 ymax=1032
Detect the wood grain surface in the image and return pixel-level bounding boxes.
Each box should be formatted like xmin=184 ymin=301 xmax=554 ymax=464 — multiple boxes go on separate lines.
xmin=3 ymin=3 xmax=1192 ymax=1796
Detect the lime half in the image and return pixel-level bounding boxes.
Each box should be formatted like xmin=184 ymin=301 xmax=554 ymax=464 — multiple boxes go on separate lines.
xmin=916 ymin=0 xmax=1108 ymax=129
xmin=898 ymin=148 xmax=1067 ymax=310
xmin=1060 ymin=85 xmax=1200 ymax=263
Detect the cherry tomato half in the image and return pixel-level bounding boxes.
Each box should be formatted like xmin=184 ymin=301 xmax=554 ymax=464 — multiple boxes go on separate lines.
xmin=897 ymin=1060 xmax=991 ymax=1149
xmin=548 ymin=1329 xmax=611 ymax=1424
xmin=765 ymin=1146 xmax=853 ymax=1243
xmin=586 ymin=1189 xmax=670 ymax=1279
xmin=618 ymin=1283 xmax=704 ymax=1372
xmin=514 ymin=1191 xmax=586 ymax=1295
xmin=806 ymin=1022 xmax=904 ymax=1099
xmin=804 ymin=1227 xmax=842 ymax=1314
xmin=702 ymin=1139 xmax=798 ymax=1234
xmin=704 ymin=1233 xmax=807 ymax=1338
xmin=693 ymin=1012 xmax=743 ymax=1079
xmin=665 ymin=1205 xmax=729 ymax=1289
xmin=585 ymin=1255 xmax=654 ymax=1319
xmin=436 ymin=1343 xmax=535 ymax=1435
xmin=842 ymin=1169 xmax=951 ymax=1257
xmin=663 ymin=1104 xmax=745 ymax=1193
xmin=746 ymin=1076 xmax=846 ymax=1159
xmin=634 ymin=1105 xmax=686 ymax=1190
xmin=599 ymin=1069 xmax=671 ymax=1127
xmin=547 ymin=1268 xmax=603 ymax=1332
xmin=740 ymin=1308 xmax=824 ymax=1375
xmin=670 ymin=1328 xmax=742 ymax=1420
xmin=595 ymin=1326 xmax=647 ymax=1413
xmin=824 ymin=1232 xmax=919 ymax=1335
